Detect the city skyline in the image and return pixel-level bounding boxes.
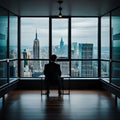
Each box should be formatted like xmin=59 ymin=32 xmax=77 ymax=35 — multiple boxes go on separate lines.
xmin=20 ymin=17 xmax=100 ymax=47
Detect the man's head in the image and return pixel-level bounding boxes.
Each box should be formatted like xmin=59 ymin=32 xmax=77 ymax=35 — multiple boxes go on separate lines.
xmin=51 ymin=54 xmax=57 ymax=62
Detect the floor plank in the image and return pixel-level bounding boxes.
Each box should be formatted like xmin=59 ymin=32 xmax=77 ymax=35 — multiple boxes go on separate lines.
xmin=0 ymin=90 xmax=120 ymax=120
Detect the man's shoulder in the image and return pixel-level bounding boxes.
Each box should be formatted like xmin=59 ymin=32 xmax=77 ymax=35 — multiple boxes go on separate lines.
xmin=54 ymin=63 xmax=60 ymax=67
xmin=45 ymin=63 xmax=49 ymax=67
xmin=45 ymin=62 xmax=60 ymax=66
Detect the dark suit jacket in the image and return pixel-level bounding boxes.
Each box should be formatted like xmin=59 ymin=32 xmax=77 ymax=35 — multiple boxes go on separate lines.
xmin=44 ymin=62 xmax=61 ymax=85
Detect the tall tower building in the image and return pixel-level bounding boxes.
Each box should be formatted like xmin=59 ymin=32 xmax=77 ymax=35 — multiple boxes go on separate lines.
xmin=79 ymin=43 xmax=93 ymax=77
xmin=33 ymin=31 xmax=40 ymax=72
xmin=60 ymin=37 xmax=64 ymax=49
xmin=59 ymin=37 xmax=64 ymax=56
xmin=72 ymin=42 xmax=78 ymax=58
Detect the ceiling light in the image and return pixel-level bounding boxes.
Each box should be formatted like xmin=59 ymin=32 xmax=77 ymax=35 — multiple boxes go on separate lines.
xmin=57 ymin=0 xmax=63 ymax=18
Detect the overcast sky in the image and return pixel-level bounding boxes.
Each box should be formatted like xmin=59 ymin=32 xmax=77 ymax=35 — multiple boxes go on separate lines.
xmin=20 ymin=17 xmax=109 ymax=47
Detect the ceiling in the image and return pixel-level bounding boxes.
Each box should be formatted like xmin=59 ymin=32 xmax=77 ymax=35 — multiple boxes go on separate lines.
xmin=0 ymin=0 xmax=120 ymax=16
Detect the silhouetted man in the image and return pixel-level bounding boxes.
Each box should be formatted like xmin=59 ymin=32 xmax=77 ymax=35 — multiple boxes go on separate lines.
xmin=44 ymin=54 xmax=62 ymax=96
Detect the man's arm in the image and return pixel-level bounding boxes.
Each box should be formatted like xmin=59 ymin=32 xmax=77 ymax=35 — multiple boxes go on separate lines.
xmin=44 ymin=64 xmax=47 ymax=76
xmin=58 ymin=64 xmax=61 ymax=76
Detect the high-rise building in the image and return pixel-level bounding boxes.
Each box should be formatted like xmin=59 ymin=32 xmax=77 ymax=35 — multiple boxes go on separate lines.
xmin=33 ymin=31 xmax=40 ymax=72
xmin=60 ymin=37 xmax=64 ymax=49
xmin=79 ymin=43 xmax=93 ymax=77
xmin=22 ymin=48 xmax=32 ymax=77
xmin=57 ymin=57 xmax=69 ymax=76
xmin=71 ymin=42 xmax=78 ymax=58
xmin=59 ymin=37 xmax=64 ymax=56
xmin=71 ymin=42 xmax=79 ymax=77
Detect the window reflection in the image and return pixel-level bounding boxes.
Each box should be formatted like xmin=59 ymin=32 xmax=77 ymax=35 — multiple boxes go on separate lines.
xmin=111 ymin=8 xmax=120 ymax=87
xmin=0 ymin=8 xmax=8 ymax=59
xmin=0 ymin=7 xmax=8 ymax=86
xmin=0 ymin=61 xmax=7 ymax=86
xmin=9 ymin=14 xmax=18 ymax=59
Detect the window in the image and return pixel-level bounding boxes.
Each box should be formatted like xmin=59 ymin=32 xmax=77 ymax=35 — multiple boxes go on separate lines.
xmin=9 ymin=13 xmax=18 ymax=80
xmin=21 ymin=17 xmax=49 ymax=77
xmin=52 ymin=18 xmax=68 ymax=58
xmin=0 ymin=7 xmax=8 ymax=60
xmin=101 ymin=14 xmax=110 ymax=80
xmin=111 ymin=8 xmax=120 ymax=87
xmin=20 ymin=17 xmax=99 ymax=78
xmin=0 ymin=7 xmax=8 ymax=86
xmin=71 ymin=18 xmax=98 ymax=77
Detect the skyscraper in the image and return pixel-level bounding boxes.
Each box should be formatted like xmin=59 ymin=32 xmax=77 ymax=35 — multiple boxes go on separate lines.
xmin=33 ymin=31 xmax=40 ymax=72
xmin=60 ymin=37 xmax=64 ymax=50
xmin=79 ymin=43 xmax=93 ymax=77
xmin=60 ymin=37 xmax=64 ymax=55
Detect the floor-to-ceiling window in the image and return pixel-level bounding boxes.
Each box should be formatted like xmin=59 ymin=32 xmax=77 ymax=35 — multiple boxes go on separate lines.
xmin=71 ymin=18 xmax=98 ymax=77
xmin=9 ymin=13 xmax=18 ymax=81
xmin=20 ymin=17 xmax=98 ymax=78
xmin=52 ymin=18 xmax=69 ymax=76
xmin=0 ymin=7 xmax=18 ymax=86
xmin=21 ymin=17 xmax=49 ymax=77
xmin=111 ymin=7 xmax=120 ymax=88
xmin=101 ymin=13 xmax=110 ymax=82
xmin=0 ymin=7 xmax=8 ymax=86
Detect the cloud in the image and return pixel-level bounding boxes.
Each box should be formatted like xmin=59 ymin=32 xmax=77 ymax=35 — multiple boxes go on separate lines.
xmin=21 ymin=17 xmax=98 ymax=46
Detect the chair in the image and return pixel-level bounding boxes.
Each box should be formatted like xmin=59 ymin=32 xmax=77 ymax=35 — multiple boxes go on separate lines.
xmin=41 ymin=77 xmax=64 ymax=96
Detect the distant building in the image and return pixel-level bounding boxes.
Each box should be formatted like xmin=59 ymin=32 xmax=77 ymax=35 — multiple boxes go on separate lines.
xmin=71 ymin=42 xmax=79 ymax=77
xmin=71 ymin=42 xmax=79 ymax=58
xmin=60 ymin=37 xmax=64 ymax=50
xmin=78 ymin=43 xmax=93 ymax=77
xmin=22 ymin=48 xmax=32 ymax=67
xmin=60 ymin=37 xmax=64 ymax=56
xmin=58 ymin=57 xmax=69 ymax=76
xmin=33 ymin=30 xmax=40 ymax=72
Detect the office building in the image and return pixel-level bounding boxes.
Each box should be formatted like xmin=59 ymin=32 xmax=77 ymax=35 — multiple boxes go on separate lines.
xmin=33 ymin=31 xmax=40 ymax=72
xmin=79 ymin=43 xmax=93 ymax=77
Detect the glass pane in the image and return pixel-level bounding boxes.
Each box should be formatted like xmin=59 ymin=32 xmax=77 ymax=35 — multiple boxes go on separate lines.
xmin=101 ymin=61 xmax=110 ymax=82
xmin=112 ymin=8 xmax=120 ymax=61
xmin=0 ymin=61 xmax=7 ymax=87
xmin=101 ymin=14 xmax=110 ymax=59
xmin=56 ymin=61 xmax=69 ymax=76
xmin=0 ymin=8 xmax=8 ymax=59
xmin=78 ymin=44 xmax=93 ymax=59
xmin=111 ymin=62 xmax=120 ymax=87
xmin=71 ymin=18 xmax=98 ymax=59
xmin=21 ymin=17 xmax=49 ymax=59
xmin=52 ymin=18 xmax=68 ymax=58
xmin=9 ymin=60 xmax=18 ymax=79
xmin=9 ymin=13 xmax=18 ymax=59
xmin=71 ymin=60 xmax=98 ymax=77
xmin=20 ymin=60 xmax=49 ymax=77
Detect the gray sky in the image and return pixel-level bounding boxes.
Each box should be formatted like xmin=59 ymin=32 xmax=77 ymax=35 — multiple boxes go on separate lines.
xmin=20 ymin=17 xmax=109 ymax=47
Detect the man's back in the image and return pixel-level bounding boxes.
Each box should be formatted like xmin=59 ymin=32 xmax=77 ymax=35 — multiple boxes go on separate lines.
xmin=44 ymin=62 xmax=61 ymax=81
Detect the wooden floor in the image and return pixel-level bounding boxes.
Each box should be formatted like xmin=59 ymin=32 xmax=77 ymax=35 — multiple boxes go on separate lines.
xmin=0 ymin=90 xmax=120 ymax=120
